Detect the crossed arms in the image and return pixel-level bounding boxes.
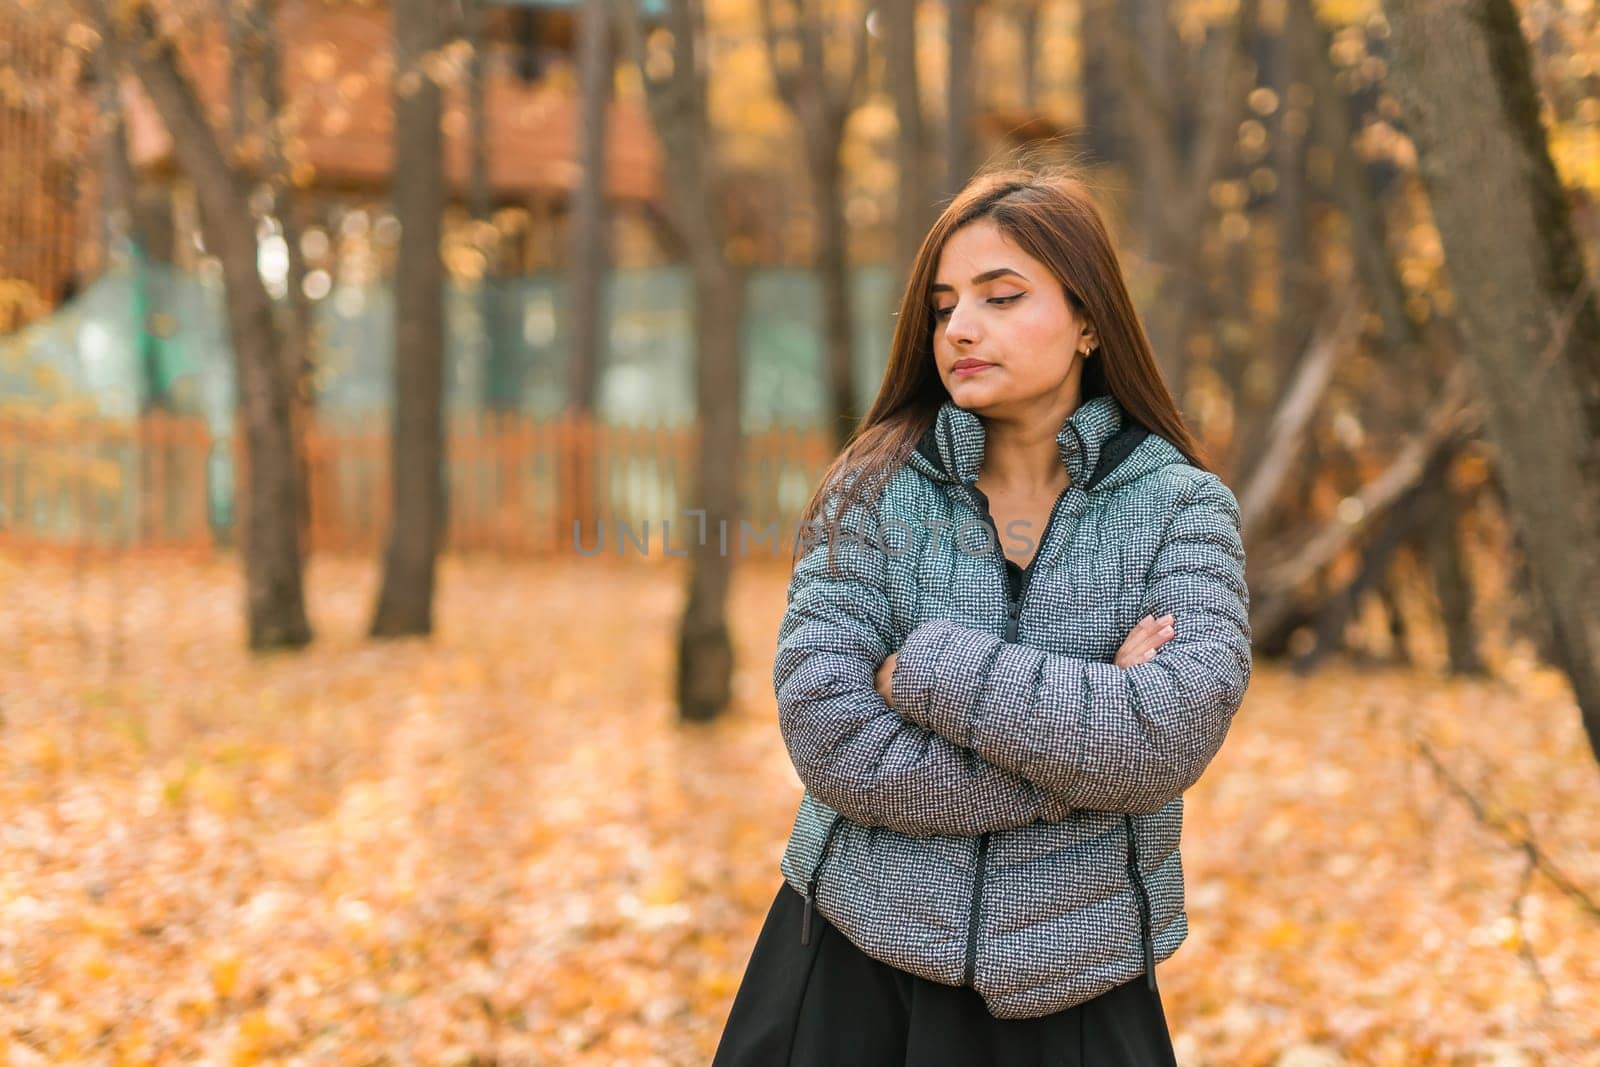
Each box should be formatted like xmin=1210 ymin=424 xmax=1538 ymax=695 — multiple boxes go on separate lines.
xmin=772 ymin=472 xmax=1253 ymax=838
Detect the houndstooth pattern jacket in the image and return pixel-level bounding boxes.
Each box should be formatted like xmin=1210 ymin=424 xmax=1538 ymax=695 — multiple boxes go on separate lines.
xmin=772 ymin=389 xmax=1253 ymax=1020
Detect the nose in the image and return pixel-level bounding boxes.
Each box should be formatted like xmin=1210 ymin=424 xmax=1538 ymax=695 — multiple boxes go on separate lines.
xmin=943 ymin=304 xmax=980 ymax=346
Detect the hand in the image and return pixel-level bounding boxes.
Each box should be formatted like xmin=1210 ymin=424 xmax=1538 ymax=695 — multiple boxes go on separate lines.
xmin=875 ymin=652 xmax=898 ymax=706
xmin=1115 ymin=613 xmax=1175 ymax=668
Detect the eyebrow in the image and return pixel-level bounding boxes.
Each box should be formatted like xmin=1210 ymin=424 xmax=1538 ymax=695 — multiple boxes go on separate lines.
xmin=930 ymin=268 xmax=1029 ymax=294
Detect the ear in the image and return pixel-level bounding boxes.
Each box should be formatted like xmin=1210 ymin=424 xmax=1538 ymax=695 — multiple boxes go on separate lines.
xmin=1078 ymin=323 xmax=1098 ymax=356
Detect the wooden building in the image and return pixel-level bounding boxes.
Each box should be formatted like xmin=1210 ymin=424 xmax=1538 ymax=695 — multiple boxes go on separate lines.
xmin=0 ymin=0 xmax=667 ymax=332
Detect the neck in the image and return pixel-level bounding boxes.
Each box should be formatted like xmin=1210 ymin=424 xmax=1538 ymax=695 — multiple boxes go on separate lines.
xmin=978 ymin=384 xmax=1083 ymax=495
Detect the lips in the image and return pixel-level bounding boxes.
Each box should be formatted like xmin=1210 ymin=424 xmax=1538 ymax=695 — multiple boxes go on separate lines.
xmin=952 ymin=359 xmax=992 ymax=373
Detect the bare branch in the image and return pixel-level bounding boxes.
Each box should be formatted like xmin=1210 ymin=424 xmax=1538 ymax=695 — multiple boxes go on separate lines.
xmin=756 ymin=0 xmax=803 ymax=106
xmin=1081 ymin=0 xmax=1176 ymax=145
xmin=1250 ymin=366 xmax=1478 ymax=638
xmin=1237 ymin=292 xmax=1363 ymax=534
xmin=1412 ymin=734 xmax=1600 ymax=923
xmin=1172 ymin=0 xmax=1262 ymax=239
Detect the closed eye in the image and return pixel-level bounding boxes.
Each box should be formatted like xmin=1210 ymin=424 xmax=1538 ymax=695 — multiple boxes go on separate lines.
xmin=932 ymin=294 xmax=1024 ymax=320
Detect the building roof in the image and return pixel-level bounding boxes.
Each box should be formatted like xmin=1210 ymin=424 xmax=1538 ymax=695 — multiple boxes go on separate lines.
xmin=120 ymin=0 xmax=662 ymax=203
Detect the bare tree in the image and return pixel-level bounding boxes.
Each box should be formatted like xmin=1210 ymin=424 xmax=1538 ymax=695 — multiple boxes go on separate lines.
xmin=1381 ymin=0 xmax=1600 ymax=761
xmin=1277 ymin=0 xmax=1481 ymax=671
xmin=1293 ymin=0 xmax=1413 ymax=352
xmin=756 ymin=0 xmax=870 ymax=447
xmin=221 ymin=0 xmax=315 ymax=551
xmin=1267 ymin=0 xmax=1313 ymax=366
xmin=616 ymin=0 xmax=745 ymax=722
xmin=567 ymin=0 xmax=613 ymax=415
xmin=944 ymin=0 xmax=978 ymax=196
xmin=95 ymin=0 xmax=311 ymax=650
xmin=1012 ymin=0 xmax=1043 ymax=113
xmin=1087 ymin=0 xmax=1261 ymax=395
xmin=460 ymin=0 xmax=514 ymax=412
xmin=883 ymin=0 xmax=931 ymax=290
xmin=1248 ymin=369 xmax=1477 ymax=647
xmin=371 ymin=0 xmax=449 ymax=638
xmin=1075 ymin=0 xmax=1132 ymax=168
xmin=91 ymin=36 xmax=167 ymax=412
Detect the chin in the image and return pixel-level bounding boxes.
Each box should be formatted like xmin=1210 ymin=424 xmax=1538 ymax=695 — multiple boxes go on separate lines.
xmin=946 ymin=380 xmax=1003 ymax=409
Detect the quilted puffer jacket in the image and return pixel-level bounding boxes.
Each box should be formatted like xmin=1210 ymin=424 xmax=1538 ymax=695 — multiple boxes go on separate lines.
xmin=772 ymin=389 xmax=1253 ymax=1020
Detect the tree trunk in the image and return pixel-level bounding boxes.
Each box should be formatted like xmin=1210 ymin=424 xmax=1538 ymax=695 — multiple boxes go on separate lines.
xmin=812 ymin=142 xmax=857 ymax=448
xmin=1298 ymin=433 xmax=1465 ymax=670
xmin=1270 ymin=0 xmax=1314 ymax=367
xmin=1300 ymin=479 xmax=1428 ymax=670
xmin=1075 ymin=0 xmax=1129 ymax=168
xmin=106 ymin=1 xmax=311 ymax=650
xmin=1297 ymin=0 xmax=1414 ymax=351
xmin=754 ymin=0 xmax=869 ymax=444
xmin=1420 ymin=472 xmax=1486 ymax=676
xmin=1091 ymin=0 xmax=1260 ymax=396
xmin=676 ymin=251 xmax=744 ymax=720
xmin=1249 ymin=370 xmax=1475 ymax=647
xmin=463 ymin=0 xmax=517 ymax=413
xmin=567 ymin=0 xmax=612 ymax=415
xmin=944 ymin=0 xmax=978 ymax=197
xmin=93 ymin=38 xmax=167 ymax=413
xmin=228 ymin=0 xmax=315 ymax=566
xmin=1490 ymin=473 xmax=1562 ymax=668
xmin=371 ymin=0 xmax=448 ymax=638
xmin=1016 ymin=0 xmax=1042 ymax=114
xmin=1382 ymin=0 xmax=1600 ymax=763
xmin=1376 ymin=574 xmax=1412 ymax=666
xmin=617 ymin=0 xmax=745 ymax=722
xmin=885 ymin=0 xmax=929 ymax=290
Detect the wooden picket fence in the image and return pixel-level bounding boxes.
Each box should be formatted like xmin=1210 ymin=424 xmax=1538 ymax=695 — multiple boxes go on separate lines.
xmin=0 ymin=408 xmax=839 ymax=560
xmin=0 ymin=409 xmax=214 ymax=555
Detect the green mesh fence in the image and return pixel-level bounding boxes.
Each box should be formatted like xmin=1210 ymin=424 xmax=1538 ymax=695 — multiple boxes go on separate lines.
xmin=0 ymin=260 xmax=900 ymax=544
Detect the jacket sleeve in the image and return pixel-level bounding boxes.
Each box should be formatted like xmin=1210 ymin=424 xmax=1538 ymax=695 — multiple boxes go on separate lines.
xmin=889 ymin=472 xmax=1252 ymax=815
xmin=774 ymin=481 xmax=1072 ymax=838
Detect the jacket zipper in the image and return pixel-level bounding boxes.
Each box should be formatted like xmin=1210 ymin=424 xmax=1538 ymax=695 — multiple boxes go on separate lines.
xmin=1123 ymin=813 xmax=1159 ymax=994
xmin=962 ymin=831 xmax=990 ymax=986
xmin=956 ymin=481 xmax=1069 ymax=988
xmin=993 ymin=473 xmax=1157 ymax=993
xmin=800 ymin=812 xmax=847 ymax=946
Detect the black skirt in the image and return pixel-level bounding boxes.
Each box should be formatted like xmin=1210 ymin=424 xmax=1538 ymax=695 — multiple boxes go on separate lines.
xmin=711 ymin=882 xmax=1179 ymax=1067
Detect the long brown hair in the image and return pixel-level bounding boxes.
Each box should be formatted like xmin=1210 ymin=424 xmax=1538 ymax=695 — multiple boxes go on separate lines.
xmin=792 ymin=162 xmax=1211 ymax=567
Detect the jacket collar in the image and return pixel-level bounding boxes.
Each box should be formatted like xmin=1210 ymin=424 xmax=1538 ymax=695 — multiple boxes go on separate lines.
xmin=908 ymin=391 xmax=1142 ymax=491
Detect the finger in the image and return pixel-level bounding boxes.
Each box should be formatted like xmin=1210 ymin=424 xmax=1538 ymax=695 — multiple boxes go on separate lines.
xmin=1136 ymin=616 xmax=1176 ymax=643
xmin=1128 ymin=628 xmax=1174 ymax=661
xmin=1126 ymin=644 xmax=1160 ymax=665
xmin=1120 ymin=615 xmax=1177 ymax=664
xmin=1118 ymin=646 xmax=1157 ymax=667
xmin=1127 ymin=634 xmax=1158 ymax=658
xmin=1135 ymin=615 xmax=1173 ymax=641
xmin=1122 ymin=627 xmax=1157 ymax=654
xmin=1129 ymin=615 xmax=1170 ymax=645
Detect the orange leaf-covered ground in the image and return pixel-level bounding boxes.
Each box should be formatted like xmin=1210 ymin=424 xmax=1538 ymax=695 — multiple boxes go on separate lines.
xmin=1 ymin=551 xmax=1597 ymax=1065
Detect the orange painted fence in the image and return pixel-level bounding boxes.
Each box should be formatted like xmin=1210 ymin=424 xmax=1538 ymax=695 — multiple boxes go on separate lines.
xmin=0 ymin=410 xmax=215 ymax=555
xmin=0 ymin=409 xmax=840 ymax=559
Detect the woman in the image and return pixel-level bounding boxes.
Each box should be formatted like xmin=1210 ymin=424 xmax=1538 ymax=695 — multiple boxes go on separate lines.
xmin=713 ymin=167 xmax=1253 ymax=1065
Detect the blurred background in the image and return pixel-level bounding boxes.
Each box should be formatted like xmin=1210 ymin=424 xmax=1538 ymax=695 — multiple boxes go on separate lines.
xmin=2 ymin=0 xmax=1599 ymax=1062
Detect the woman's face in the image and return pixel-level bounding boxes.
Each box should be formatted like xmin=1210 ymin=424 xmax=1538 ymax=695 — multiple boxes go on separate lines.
xmin=929 ymin=218 xmax=1096 ymax=417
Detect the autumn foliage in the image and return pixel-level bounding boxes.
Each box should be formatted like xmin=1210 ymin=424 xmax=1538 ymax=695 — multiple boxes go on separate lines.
xmin=1 ymin=550 xmax=1597 ymax=1064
